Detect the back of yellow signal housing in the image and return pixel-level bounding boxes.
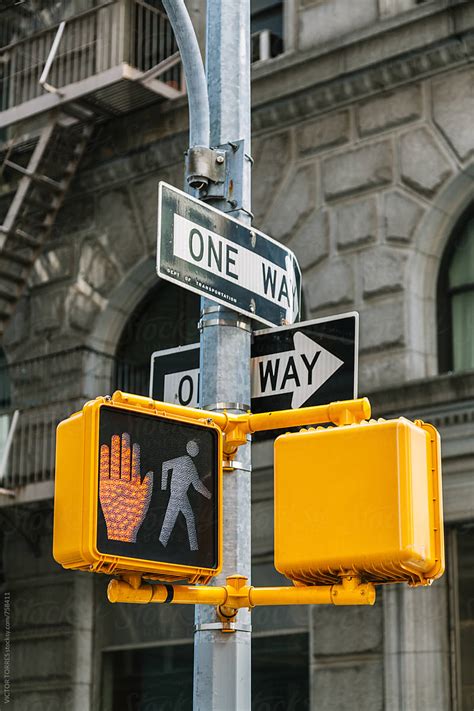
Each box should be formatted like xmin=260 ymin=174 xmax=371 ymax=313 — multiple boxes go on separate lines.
xmin=274 ymin=417 xmax=444 ymax=588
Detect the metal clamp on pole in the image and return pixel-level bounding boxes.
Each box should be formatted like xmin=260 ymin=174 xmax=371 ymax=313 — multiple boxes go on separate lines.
xmin=202 ymin=403 xmax=251 ymax=413
xmin=199 ymin=140 xmax=248 ymax=212
xmin=185 ymin=146 xmax=226 ymax=190
xmin=198 ymin=316 xmax=252 ymax=333
xmin=222 ymin=460 xmax=252 ymax=473
xmin=185 ymin=141 xmax=251 ymax=212
xmin=195 ymin=622 xmax=252 ymax=634
xmin=199 ymin=305 xmax=253 ymax=332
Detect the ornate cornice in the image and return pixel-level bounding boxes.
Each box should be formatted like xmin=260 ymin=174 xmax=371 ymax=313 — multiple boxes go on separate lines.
xmin=71 ymin=29 xmax=474 ymax=192
xmin=427 ymin=404 xmax=474 ymax=430
xmin=367 ymin=371 xmax=474 ymax=426
xmin=252 ymin=31 xmax=474 ymax=133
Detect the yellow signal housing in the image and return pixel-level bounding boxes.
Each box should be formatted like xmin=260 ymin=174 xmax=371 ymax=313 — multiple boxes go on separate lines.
xmin=53 ymin=392 xmax=223 ymax=584
xmin=274 ymin=418 xmax=444 ymax=587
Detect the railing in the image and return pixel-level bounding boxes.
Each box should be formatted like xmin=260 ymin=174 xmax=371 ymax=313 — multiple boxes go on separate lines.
xmin=1 ymin=404 xmax=69 ymax=489
xmin=0 ymin=0 xmax=181 ymax=113
xmin=251 ymin=30 xmax=284 ymax=63
xmin=0 ymin=1 xmax=98 ymax=48
xmin=131 ymin=0 xmax=179 ymax=78
xmin=0 ymin=346 xmax=150 ymax=489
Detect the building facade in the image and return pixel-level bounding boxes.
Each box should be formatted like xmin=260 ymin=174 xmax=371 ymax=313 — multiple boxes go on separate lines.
xmin=0 ymin=0 xmax=473 ymax=709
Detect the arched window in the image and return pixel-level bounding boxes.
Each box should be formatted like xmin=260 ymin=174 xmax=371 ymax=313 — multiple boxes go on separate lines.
xmin=113 ymin=280 xmax=200 ymax=396
xmin=438 ymin=209 xmax=474 ymax=373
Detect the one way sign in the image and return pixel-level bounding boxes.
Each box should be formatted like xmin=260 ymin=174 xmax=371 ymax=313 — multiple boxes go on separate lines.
xmin=250 ymin=312 xmax=358 ymax=413
xmin=252 ymin=331 xmax=344 ymax=409
xmin=157 ymin=182 xmax=301 ymax=327
xmin=150 ymin=313 xmax=358 ymax=413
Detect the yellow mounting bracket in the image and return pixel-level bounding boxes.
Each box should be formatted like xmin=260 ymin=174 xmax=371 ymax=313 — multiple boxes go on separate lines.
xmin=108 ymin=572 xmax=376 ymax=623
xmin=221 ymin=397 xmax=371 ymax=461
xmin=117 ymin=392 xmax=371 ymax=464
xmin=104 ymin=397 xmax=375 ymax=623
xmin=222 ymin=422 xmax=249 ymax=458
xmin=239 ymin=397 xmax=371 ymax=432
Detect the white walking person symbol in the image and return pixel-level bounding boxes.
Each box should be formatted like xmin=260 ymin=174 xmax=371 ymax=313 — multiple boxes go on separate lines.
xmin=159 ymin=439 xmax=211 ymax=551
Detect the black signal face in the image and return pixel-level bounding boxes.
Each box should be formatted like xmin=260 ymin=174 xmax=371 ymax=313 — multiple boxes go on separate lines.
xmin=97 ymin=406 xmax=219 ymax=571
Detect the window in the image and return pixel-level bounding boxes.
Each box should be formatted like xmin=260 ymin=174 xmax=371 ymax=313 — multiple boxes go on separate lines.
xmin=113 ymin=280 xmax=200 ymax=396
xmin=102 ymin=643 xmax=194 ymax=711
xmin=437 ymin=209 xmax=474 ymax=373
xmin=253 ymin=633 xmax=309 ymax=710
xmin=450 ymin=526 xmax=474 ymax=711
xmin=251 ymin=0 xmax=284 ymax=62
xmin=102 ymin=634 xmax=309 ymax=710
xmin=252 ymin=0 xmax=283 ymax=37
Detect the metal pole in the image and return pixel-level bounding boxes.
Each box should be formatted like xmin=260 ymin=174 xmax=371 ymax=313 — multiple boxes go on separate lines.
xmin=161 ymin=0 xmax=209 ymax=148
xmin=194 ymin=0 xmax=252 ymax=709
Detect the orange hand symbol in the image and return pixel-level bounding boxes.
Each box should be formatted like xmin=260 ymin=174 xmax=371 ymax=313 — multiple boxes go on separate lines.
xmin=99 ymin=433 xmax=153 ymax=543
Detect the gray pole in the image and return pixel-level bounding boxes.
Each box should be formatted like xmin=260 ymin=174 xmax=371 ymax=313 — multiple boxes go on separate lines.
xmin=194 ymin=0 xmax=252 ymax=709
xmin=161 ymin=0 xmax=209 ymax=149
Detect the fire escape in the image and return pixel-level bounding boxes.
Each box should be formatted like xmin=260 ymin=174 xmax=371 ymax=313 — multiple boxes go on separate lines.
xmin=0 ymin=0 xmax=185 ymax=498
xmin=0 ymin=0 xmax=286 ymax=500
xmin=0 ymin=0 xmax=185 ymax=337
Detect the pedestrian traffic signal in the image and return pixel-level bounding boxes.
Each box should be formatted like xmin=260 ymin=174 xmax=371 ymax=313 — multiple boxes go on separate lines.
xmin=53 ymin=392 xmax=222 ymax=583
xmin=274 ymin=417 xmax=444 ymax=587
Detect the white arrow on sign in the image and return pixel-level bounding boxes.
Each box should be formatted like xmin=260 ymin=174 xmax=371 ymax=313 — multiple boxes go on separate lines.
xmin=251 ymin=331 xmax=344 ymax=409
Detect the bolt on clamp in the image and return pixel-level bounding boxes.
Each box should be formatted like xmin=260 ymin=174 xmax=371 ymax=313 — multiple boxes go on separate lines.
xmin=185 ymin=145 xmax=226 ymax=190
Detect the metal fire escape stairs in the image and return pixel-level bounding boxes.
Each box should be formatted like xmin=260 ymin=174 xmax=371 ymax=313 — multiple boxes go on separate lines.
xmin=0 ymin=17 xmax=97 ymax=338
xmin=0 ymin=4 xmax=185 ymax=338
xmin=0 ymin=120 xmax=93 ymax=335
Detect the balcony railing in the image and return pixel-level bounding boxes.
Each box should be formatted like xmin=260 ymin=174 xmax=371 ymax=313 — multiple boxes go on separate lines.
xmin=0 ymin=346 xmax=150 ymax=490
xmin=0 ymin=1 xmax=99 ymax=49
xmin=0 ymin=0 xmax=183 ymax=126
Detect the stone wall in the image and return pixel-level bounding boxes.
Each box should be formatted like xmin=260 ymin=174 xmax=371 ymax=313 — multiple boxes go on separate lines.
xmin=251 ymin=64 xmax=474 ymax=391
xmin=2 ymin=3 xmax=474 ymax=709
xmin=4 ymin=64 xmax=473 ymax=384
xmin=0 ymin=506 xmax=93 ymax=710
xmin=5 ymin=6 xmax=474 ymax=386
